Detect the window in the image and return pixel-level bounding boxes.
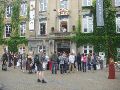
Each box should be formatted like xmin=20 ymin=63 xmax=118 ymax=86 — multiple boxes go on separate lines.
xmin=115 ymin=0 xmax=120 ymax=7
xmin=20 ymin=2 xmax=27 ymax=16
xmin=83 ymin=45 xmax=93 ymax=54
xmin=5 ymin=24 xmax=11 ymax=37
xmin=82 ymin=13 xmax=93 ymax=33
xmin=59 ymin=16 xmax=68 ymax=32
xmin=60 ymin=21 xmax=67 ymax=32
xmin=116 ymin=14 xmax=120 ymax=33
xmin=3 ymin=46 xmax=8 ymax=53
xmin=117 ymin=48 xmax=120 ymax=61
xmin=40 ymin=22 xmax=46 ymax=35
xmin=82 ymin=0 xmax=92 ymax=6
xmin=19 ymin=47 xmax=25 ymax=54
xmin=6 ymin=5 xmax=12 ymax=17
xmin=38 ymin=45 xmax=46 ymax=53
xmin=60 ymin=0 xmax=68 ymax=9
xmin=40 ymin=0 xmax=47 ymax=11
xmin=20 ymin=22 xmax=26 ymax=37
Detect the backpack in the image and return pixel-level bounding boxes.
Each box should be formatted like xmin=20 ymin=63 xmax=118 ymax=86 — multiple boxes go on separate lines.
xmin=34 ymin=55 xmax=40 ymax=64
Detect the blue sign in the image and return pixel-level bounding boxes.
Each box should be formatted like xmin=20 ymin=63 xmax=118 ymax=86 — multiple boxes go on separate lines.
xmin=96 ymin=0 xmax=104 ymax=26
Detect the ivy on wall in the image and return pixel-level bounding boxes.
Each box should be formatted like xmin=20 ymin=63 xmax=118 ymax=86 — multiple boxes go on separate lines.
xmin=0 ymin=9 xmax=4 ymax=45
xmin=0 ymin=0 xmax=28 ymax=53
xmin=71 ymin=0 xmax=120 ymax=61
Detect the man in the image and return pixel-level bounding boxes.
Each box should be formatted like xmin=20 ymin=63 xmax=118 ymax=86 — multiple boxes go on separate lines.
xmin=36 ymin=50 xmax=47 ymax=83
xmin=68 ymin=52 xmax=75 ymax=73
xmin=50 ymin=51 xmax=58 ymax=74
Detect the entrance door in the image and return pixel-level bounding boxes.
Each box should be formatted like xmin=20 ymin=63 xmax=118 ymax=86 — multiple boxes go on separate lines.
xmin=57 ymin=48 xmax=70 ymax=54
xmin=57 ymin=42 xmax=70 ymax=54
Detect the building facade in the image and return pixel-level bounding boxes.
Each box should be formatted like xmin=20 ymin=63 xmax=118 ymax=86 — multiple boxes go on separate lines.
xmin=0 ymin=0 xmax=29 ymax=55
xmin=114 ymin=0 xmax=120 ymax=60
xmin=0 ymin=0 xmax=120 ymax=59
xmin=28 ymin=0 xmax=94 ymax=55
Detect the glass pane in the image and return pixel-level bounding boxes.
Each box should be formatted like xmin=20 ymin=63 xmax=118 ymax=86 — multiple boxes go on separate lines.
xmin=84 ymin=50 xmax=87 ymax=53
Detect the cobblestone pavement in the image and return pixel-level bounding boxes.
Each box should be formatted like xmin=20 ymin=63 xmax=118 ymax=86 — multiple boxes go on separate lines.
xmin=0 ymin=65 xmax=120 ymax=90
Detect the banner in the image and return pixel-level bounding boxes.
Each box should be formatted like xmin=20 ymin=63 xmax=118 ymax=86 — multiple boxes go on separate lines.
xmin=96 ymin=0 xmax=104 ymax=26
xmin=29 ymin=0 xmax=35 ymax=31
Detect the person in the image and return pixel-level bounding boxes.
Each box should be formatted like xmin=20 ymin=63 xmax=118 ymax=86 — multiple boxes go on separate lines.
xmin=82 ymin=53 xmax=87 ymax=72
xmin=13 ymin=53 xmax=18 ymax=69
xmin=59 ymin=52 xmax=64 ymax=74
xmin=87 ymin=53 xmax=92 ymax=70
xmin=92 ymin=53 xmax=97 ymax=71
xmin=36 ymin=50 xmax=47 ymax=83
xmin=108 ymin=58 xmax=115 ymax=79
xmin=22 ymin=52 xmax=27 ymax=72
xmin=50 ymin=51 xmax=58 ymax=74
xmin=68 ymin=52 xmax=75 ymax=73
xmin=27 ymin=54 xmax=33 ymax=73
xmin=76 ymin=52 xmax=81 ymax=71
xmin=1 ymin=52 xmax=8 ymax=71
xmin=99 ymin=54 xmax=104 ymax=70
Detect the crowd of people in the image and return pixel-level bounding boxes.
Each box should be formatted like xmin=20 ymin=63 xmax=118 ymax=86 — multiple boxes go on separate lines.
xmin=0 ymin=50 xmax=105 ymax=83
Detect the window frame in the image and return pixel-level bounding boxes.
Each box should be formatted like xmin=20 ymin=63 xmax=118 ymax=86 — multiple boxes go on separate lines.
xmin=115 ymin=0 xmax=120 ymax=7
xmin=6 ymin=5 xmax=12 ymax=18
xmin=116 ymin=15 xmax=120 ymax=33
xmin=82 ymin=0 xmax=92 ymax=7
xmin=59 ymin=16 xmax=69 ymax=32
xmin=20 ymin=2 xmax=27 ymax=16
xmin=20 ymin=22 xmax=26 ymax=37
xmin=39 ymin=21 xmax=47 ymax=35
xmin=19 ymin=47 xmax=25 ymax=54
xmin=60 ymin=0 xmax=69 ymax=9
xmin=40 ymin=0 xmax=47 ymax=12
xmin=83 ymin=45 xmax=93 ymax=54
xmin=82 ymin=12 xmax=93 ymax=33
xmin=38 ymin=45 xmax=46 ymax=53
xmin=5 ymin=24 xmax=11 ymax=38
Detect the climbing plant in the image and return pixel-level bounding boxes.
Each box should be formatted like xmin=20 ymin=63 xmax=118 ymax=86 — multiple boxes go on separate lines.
xmin=0 ymin=0 xmax=28 ymax=53
xmin=71 ymin=0 xmax=120 ymax=62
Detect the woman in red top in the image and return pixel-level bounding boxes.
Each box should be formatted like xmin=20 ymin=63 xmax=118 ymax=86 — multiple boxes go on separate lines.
xmin=108 ymin=58 xmax=115 ymax=79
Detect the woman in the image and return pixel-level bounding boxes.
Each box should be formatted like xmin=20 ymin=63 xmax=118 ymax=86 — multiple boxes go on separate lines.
xmin=108 ymin=58 xmax=115 ymax=79
xmin=27 ymin=55 xmax=33 ymax=73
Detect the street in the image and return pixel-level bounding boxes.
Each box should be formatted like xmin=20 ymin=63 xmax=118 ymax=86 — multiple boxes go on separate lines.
xmin=0 ymin=65 xmax=120 ymax=90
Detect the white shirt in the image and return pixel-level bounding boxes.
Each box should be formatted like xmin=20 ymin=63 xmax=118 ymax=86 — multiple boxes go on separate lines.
xmin=69 ymin=55 xmax=75 ymax=63
xmin=100 ymin=55 xmax=104 ymax=60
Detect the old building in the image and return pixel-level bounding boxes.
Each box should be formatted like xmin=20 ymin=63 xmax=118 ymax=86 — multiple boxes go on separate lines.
xmin=0 ymin=0 xmax=29 ymax=55
xmin=0 ymin=0 xmax=120 ymax=59
xmin=28 ymin=0 xmax=94 ymax=55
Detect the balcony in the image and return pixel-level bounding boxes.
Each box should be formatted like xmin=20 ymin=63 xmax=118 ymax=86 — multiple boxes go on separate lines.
xmin=49 ymin=31 xmax=75 ymax=39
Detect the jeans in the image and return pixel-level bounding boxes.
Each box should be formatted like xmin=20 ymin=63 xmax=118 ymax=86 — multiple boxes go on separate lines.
xmin=52 ymin=62 xmax=57 ymax=74
xmin=82 ymin=62 xmax=86 ymax=72
xmin=60 ymin=64 xmax=64 ymax=74
xmin=77 ymin=62 xmax=81 ymax=71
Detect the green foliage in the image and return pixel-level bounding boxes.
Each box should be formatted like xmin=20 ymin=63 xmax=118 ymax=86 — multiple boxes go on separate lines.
xmin=0 ymin=9 xmax=4 ymax=40
xmin=8 ymin=37 xmax=28 ymax=53
xmin=11 ymin=0 xmax=20 ymax=37
xmin=0 ymin=0 xmax=28 ymax=52
xmin=71 ymin=0 xmax=120 ymax=61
